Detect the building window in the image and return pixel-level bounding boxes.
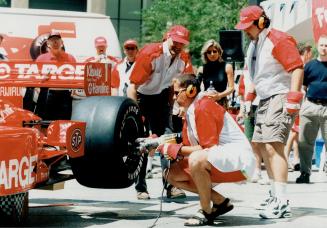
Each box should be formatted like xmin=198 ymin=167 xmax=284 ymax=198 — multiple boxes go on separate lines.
xmin=29 ymin=0 xmax=87 ymax=12
xmin=0 ymin=0 xmax=11 ymax=7
xmin=107 ymin=0 xmax=144 ymax=43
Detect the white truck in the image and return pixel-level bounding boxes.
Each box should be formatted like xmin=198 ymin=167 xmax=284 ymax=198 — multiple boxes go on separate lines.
xmin=0 ymin=7 xmax=121 ymax=61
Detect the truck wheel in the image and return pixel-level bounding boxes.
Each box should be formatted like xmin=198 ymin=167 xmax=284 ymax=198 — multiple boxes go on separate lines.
xmin=0 ymin=192 xmax=29 ymax=226
xmin=29 ymin=33 xmax=50 ymax=60
xmin=70 ymin=96 xmax=145 ymax=188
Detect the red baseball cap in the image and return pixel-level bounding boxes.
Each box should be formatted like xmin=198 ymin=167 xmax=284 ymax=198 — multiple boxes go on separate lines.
xmin=48 ymin=31 xmax=62 ymax=39
xmin=95 ymin=36 xmax=107 ymax=47
xmin=168 ymin=25 xmax=189 ymax=45
xmin=235 ymin=5 xmax=264 ymax=30
xmin=124 ymin=39 xmax=138 ymax=48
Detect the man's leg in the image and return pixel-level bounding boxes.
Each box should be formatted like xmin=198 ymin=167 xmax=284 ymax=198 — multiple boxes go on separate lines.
xmin=298 ymin=109 xmax=319 ymax=176
xmin=188 ymin=151 xmax=218 ymax=213
xmin=265 ymin=142 xmax=287 ymax=182
xmin=256 ymin=143 xmax=273 ymax=179
xmin=167 ymin=162 xmax=225 ymax=205
xmin=134 ymin=93 xmax=151 ymax=199
xmin=135 ymin=154 xmax=149 ymax=199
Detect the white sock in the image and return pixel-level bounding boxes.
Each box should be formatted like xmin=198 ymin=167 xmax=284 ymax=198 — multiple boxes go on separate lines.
xmin=274 ymin=181 xmax=287 ymax=200
xmin=270 ymin=179 xmax=275 ymax=197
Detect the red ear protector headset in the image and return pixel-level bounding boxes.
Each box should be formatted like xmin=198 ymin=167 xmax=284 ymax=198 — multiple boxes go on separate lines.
xmin=254 ymin=14 xmax=270 ymax=29
xmin=185 ymin=83 xmax=197 ymax=98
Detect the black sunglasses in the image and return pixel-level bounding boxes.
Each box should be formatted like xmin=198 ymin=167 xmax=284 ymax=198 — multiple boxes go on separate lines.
xmin=206 ymin=50 xmax=218 ymax=55
xmin=174 ymin=88 xmax=186 ymax=97
xmin=125 ymin=47 xmax=136 ymax=50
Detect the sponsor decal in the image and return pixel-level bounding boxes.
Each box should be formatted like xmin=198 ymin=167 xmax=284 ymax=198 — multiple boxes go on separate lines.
xmin=0 ymin=61 xmax=85 ymax=89
xmin=71 ymin=128 xmax=83 ymax=152
xmin=0 ymin=103 xmax=14 ymax=123
xmin=0 ymin=155 xmax=37 ymax=190
xmin=84 ymin=62 xmax=111 ymax=96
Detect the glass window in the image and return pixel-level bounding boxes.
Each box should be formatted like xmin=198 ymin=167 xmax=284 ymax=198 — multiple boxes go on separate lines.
xmin=120 ymin=0 xmax=141 ymax=20
xmin=106 ymin=0 xmax=119 ymax=19
xmin=119 ymin=20 xmax=140 ymax=45
xmin=29 ymin=0 xmax=87 ymax=12
xmin=0 ymin=0 xmax=10 ymax=7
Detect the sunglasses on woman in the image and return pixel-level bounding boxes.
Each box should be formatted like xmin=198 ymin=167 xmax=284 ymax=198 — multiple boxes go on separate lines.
xmin=206 ymin=50 xmax=218 ymax=55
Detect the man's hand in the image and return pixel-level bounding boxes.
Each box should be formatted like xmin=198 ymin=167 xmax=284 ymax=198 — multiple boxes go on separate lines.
xmin=205 ymin=91 xmax=221 ymax=101
xmin=244 ymin=92 xmax=256 ymax=117
xmin=135 ymin=134 xmax=159 ymax=155
xmin=156 ymin=143 xmax=183 ymax=161
xmin=285 ymin=91 xmax=303 ymax=114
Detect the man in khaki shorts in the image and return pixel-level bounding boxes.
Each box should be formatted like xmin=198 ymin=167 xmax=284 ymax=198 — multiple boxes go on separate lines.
xmin=236 ymin=6 xmax=304 ymax=219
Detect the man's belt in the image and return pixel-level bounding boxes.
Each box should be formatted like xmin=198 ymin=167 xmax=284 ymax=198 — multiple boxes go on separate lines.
xmin=308 ymin=97 xmax=327 ymax=106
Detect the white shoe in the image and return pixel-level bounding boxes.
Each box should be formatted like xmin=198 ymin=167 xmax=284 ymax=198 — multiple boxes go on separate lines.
xmin=259 ymin=198 xmax=292 ymax=219
xmin=255 ymin=195 xmax=274 ymax=210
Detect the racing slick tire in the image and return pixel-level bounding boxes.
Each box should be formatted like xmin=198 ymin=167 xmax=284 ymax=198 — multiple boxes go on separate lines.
xmin=0 ymin=192 xmax=29 ymax=226
xmin=29 ymin=33 xmax=50 ymax=60
xmin=70 ymin=96 xmax=145 ymax=188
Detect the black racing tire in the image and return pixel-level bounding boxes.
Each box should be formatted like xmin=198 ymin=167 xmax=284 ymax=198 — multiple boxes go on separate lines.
xmin=29 ymin=33 xmax=50 ymax=60
xmin=0 ymin=192 xmax=29 ymax=226
xmin=70 ymin=96 xmax=145 ymax=188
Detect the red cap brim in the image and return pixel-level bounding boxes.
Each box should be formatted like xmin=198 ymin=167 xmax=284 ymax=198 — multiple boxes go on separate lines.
xmin=170 ymin=35 xmax=189 ymax=45
xmin=235 ymin=21 xmax=253 ymax=30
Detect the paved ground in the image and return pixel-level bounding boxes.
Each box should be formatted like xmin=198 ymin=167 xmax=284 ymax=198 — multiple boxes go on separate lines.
xmin=24 ymin=163 xmax=327 ymax=228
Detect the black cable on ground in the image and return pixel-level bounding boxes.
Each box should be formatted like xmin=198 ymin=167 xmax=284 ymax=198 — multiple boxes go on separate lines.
xmin=148 ymin=167 xmax=170 ymax=228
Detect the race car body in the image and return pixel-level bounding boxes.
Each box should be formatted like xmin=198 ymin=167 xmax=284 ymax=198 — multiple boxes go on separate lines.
xmin=0 ymin=61 xmax=144 ymax=225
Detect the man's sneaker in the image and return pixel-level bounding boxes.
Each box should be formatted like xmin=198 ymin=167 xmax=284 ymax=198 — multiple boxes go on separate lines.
xmin=167 ymin=186 xmax=186 ymax=199
xmin=255 ymin=195 xmax=274 ymax=210
xmin=296 ymin=172 xmax=310 ymax=184
xmin=137 ymin=192 xmax=150 ymax=200
xmin=259 ymin=198 xmax=292 ymax=219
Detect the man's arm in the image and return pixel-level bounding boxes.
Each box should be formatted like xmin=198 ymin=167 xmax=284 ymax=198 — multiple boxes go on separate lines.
xmin=290 ymin=68 xmax=304 ymax=92
xmin=127 ymin=83 xmax=137 ymax=101
xmin=286 ymin=67 xmax=304 ymax=113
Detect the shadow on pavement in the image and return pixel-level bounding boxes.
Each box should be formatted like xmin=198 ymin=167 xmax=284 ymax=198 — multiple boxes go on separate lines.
xmin=24 ymin=198 xmax=174 ymax=227
xmin=19 ymin=198 xmax=327 ymax=227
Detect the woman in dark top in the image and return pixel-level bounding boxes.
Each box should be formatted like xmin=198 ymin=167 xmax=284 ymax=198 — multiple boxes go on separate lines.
xmin=197 ymin=39 xmax=234 ymax=108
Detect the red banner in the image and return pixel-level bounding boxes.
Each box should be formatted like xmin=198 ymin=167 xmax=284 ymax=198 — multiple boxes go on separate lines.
xmin=312 ymin=0 xmax=327 ymax=42
xmin=84 ymin=62 xmax=111 ymax=96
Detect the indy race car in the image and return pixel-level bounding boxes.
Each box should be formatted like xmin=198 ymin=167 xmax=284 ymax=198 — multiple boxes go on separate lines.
xmin=0 ymin=61 xmax=145 ymax=225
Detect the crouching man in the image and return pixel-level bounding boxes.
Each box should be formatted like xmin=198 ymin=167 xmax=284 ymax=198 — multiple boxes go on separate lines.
xmin=157 ymin=74 xmax=255 ymax=226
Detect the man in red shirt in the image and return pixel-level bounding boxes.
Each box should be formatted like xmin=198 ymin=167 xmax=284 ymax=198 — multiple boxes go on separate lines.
xmin=85 ymin=36 xmax=119 ymax=64
xmin=72 ymin=36 xmax=120 ymax=100
xmin=35 ymin=32 xmax=76 ymax=120
xmin=129 ymin=25 xmax=193 ymax=200
xmin=156 ymin=74 xmax=255 ymax=225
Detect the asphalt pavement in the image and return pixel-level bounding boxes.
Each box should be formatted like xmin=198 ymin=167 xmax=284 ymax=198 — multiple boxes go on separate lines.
xmin=24 ymin=160 xmax=327 ymax=228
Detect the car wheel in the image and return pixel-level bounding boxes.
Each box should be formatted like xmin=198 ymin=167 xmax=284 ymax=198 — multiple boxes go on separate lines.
xmin=70 ymin=96 xmax=145 ymax=188
xmin=29 ymin=33 xmax=50 ymax=60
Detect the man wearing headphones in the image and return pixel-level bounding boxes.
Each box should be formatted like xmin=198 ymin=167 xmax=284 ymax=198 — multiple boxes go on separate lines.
xmin=156 ymin=74 xmax=255 ymax=226
xmin=236 ymin=6 xmax=304 ymax=219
